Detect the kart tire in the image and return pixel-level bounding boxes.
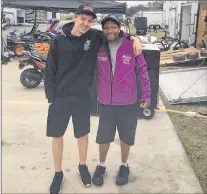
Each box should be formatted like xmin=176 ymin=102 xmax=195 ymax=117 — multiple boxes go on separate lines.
xmin=20 ymin=68 xmax=42 ymax=88
xmin=173 ymin=41 xmax=189 ymax=50
xmin=155 ymin=25 xmax=161 ymax=29
xmin=14 ymin=45 xmax=24 ymax=57
xmin=149 ymin=25 xmax=154 ymax=29
xmin=141 ymin=108 xmax=155 ymax=119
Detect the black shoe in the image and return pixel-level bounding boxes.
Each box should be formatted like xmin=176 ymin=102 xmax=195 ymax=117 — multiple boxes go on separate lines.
xmin=50 ymin=171 xmax=64 ymax=194
xmin=77 ymin=164 xmax=92 ymax=187
xmin=92 ymin=165 xmax=106 ymax=186
xmin=116 ymin=165 xmax=130 ymax=186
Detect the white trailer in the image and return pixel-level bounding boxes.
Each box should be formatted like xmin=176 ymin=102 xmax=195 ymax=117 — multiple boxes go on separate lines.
xmin=134 ymin=11 xmax=164 ymax=28
xmin=163 ymin=1 xmax=199 ymax=44
xmin=180 ymin=2 xmax=199 ymax=45
xmin=25 ymin=10 xmax=48 ymax=23
xmin=2 ymin=8 xmax=17 ymax=25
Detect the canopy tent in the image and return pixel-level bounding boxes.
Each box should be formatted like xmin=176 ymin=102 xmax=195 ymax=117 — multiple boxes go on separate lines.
xmin=2 ymin=0 xmax=127 ymax=14
xmin=1 ymin=0 xmax=127 ymax=58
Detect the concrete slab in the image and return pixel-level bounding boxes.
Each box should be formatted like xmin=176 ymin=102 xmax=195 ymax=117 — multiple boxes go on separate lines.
xmin=2 ymin=61 xmax=203 ymax=193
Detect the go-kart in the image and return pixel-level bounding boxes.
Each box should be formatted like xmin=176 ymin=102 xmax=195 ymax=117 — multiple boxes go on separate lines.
xmin=6 ymin=23 xmax=53 ymax=57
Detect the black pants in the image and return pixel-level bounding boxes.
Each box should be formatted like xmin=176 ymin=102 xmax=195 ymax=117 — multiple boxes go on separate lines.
xmin=46 ymin=99 xmax=90 ymax=138
xmin=96 ymin=103 xmax=138 ymax=146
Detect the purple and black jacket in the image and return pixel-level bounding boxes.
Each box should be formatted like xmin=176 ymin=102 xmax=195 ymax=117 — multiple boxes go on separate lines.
xmin=96 ymin=33 xmax=151 ymax=105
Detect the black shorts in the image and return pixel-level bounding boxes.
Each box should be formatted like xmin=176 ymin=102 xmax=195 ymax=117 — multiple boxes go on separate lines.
xmin=46 ymin=99 xmax=90 ymax=138
xmin=96 ymin=103 xmax=138 ymax=146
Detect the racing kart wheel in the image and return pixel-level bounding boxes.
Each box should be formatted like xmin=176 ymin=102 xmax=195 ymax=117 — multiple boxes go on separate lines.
xmin=14 ymin=45 xmax=24 ymax=57
xmin=141 ymin=108 xmax=155 ymax=119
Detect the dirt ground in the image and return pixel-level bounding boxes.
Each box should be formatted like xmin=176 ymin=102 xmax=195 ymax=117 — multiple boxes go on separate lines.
xmin=160 ymin=63 xmax=207 ymax=193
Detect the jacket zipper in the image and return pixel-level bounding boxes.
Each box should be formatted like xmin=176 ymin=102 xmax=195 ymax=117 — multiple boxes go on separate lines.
xmin=110 ymin=41 xmax=124 ymax=104
xmin=103 ymin=40 xmax=124 ymax=105
xmin=103 ymin=43 xmax=113 ymax=104
xmin=113 ymin=41 xmax=124 ymax=79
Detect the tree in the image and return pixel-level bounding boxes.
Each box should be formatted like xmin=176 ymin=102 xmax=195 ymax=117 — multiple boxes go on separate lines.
xmin=126 ymin=1 xmax=165 ymax=16
xmin=126 ymin=4 xmax=148 ymax=16
xmin=147 ymin=1 xmax=165 ymax=10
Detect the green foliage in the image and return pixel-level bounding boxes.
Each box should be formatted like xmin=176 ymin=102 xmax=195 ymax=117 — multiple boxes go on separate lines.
xmin=126 ymin=1 xmax=166 ymax=16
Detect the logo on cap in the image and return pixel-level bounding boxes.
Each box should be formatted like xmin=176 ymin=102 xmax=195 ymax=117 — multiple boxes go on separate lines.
xmin=83 ymin=5 xmax=93 ymax=11
xmin=110 ymin=16 xmax=118 ymax=21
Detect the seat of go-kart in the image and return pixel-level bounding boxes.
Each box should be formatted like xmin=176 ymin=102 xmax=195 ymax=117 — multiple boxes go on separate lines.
xmin=33 ymin=51 xmax=48 ymax=62
xmin=21 ymin=33 xmax=34 ymax=41
xmin=38 ymin=53 xmax=48 ymax=62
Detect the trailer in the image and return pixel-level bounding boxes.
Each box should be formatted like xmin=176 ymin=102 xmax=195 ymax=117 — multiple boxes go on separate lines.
xmin=162 ymin=1 xmax=206 ymax=47
xmin=25 ymin=10 xmax=47 ymax=23
xmin=2 ymin=8 xmax=17 ymax=25
xmin=196 ymin=2 xmax=207 ymax=47
xmin=179 ymin=2 xmax=199 ymax=45
xmin=2 ymin=10 xmax=15 ymax=29
xmin=134 ymin=11 xmax=164 ymax=29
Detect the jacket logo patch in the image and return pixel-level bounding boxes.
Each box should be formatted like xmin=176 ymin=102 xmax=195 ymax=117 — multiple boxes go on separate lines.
xmin=122 ymin=55 xmax=132 ymax=64
xmin=98 ymin=56 xmax=108 ymax=62
xmin=84 ymin=40 xmax=91 ymax=51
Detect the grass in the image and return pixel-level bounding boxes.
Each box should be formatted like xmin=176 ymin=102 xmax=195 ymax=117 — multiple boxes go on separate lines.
xmin=162 ymin=98 xmax=207 ymax=193
xmin=159 ymin=63 xmax=207 ymax=193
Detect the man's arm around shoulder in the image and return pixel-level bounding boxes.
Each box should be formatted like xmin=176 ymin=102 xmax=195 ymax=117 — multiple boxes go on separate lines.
xmin=92 ymin=29 xmax=143 ymax=55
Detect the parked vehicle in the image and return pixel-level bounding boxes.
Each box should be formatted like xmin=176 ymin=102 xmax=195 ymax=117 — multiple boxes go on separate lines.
xmin=134 ymin=11 xmax=164 ymax=29
xmin=2 ymin=19 xmax=11 ymax=30
xmin=19 ymin=50 xmax=47 ymax=88
xmin=6 ymin=23 xmax=53 ymax=57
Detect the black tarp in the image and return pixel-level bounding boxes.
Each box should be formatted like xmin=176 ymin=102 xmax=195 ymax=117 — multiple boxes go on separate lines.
xmin=2 ymin=0 xmax=126 ymax=14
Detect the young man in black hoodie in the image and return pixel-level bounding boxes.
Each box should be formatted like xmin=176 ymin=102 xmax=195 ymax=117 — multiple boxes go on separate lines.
xmin=44 ymin=4 xmax=142 ymax=193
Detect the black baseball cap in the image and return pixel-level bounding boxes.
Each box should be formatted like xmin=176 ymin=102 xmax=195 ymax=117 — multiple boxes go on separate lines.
xmin=76 ymin=4 xmax=97 ymax=19
xmin=101 ymin=15 xmax=121 ymax=28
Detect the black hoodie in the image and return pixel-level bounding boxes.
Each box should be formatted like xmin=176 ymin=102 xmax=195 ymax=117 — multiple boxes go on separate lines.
xmin=44 ymin=22 xmax=103 ymax=103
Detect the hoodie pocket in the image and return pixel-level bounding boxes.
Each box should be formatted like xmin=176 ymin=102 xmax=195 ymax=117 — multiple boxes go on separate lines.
xmin=113 ymin=73 xmax=137 ymax=104
xmin=97 ymin=73 xmax=111 ymax=104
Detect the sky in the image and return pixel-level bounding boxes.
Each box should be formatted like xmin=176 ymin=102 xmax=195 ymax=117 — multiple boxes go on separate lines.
xmin=116 ymin=1 xmax=152 ymax=7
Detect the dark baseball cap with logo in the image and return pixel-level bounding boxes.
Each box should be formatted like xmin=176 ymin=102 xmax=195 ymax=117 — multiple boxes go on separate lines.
xmin=101 ymin=15 xmax=121 ymax=28
xmin=76 ymin=4 xmax=97 ymax=19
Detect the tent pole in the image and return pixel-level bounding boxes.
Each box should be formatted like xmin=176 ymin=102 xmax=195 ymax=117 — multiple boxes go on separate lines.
xmin=34 ymin=9 xmax=37 ymax=24
xmin=30 ymin=10 xmax=38 ymax=33
xmin=1 ymin=1 xmax=5 ymax=54
xmin=1 ymin=0 xmax=11 ymax=63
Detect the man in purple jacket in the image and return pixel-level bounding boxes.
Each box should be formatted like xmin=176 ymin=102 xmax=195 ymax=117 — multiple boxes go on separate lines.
xmin=92 ymin=15 xmax=151 ymax=186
